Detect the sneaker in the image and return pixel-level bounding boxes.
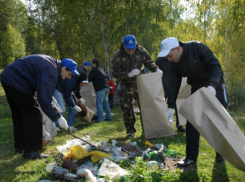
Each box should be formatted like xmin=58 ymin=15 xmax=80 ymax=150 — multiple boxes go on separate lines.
xmin=215 ymin=154 xmax=225 ymax=164
xmin=177 ymin=158 xmax=195 ymax=167
xmin=126 ymin=132 xmax=135 ymax=138
xmin=177 ymin=125 xmax=186 ymax=132
xmin=105 ymin=118 xmax=111 ymax=121
xmin=69 ymin=126 xmax=78 ymax=131
xmin=23 ymin=151 xmax=49 ymax=160
xmin=56 ymin=127 xmax=60 ymax=131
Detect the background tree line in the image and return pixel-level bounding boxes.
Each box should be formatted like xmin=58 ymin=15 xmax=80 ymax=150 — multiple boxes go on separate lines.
xmin=0 ymin=0 xmax=245 ymax=110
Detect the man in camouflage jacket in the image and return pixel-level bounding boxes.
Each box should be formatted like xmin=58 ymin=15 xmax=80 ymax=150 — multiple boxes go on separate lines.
xmin=112 ymin=35 xmax=161 ymax=138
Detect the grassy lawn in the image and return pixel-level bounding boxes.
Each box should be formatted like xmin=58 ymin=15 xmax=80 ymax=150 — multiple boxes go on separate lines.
xmin=0 ymin=82 xmax=245 ymax=182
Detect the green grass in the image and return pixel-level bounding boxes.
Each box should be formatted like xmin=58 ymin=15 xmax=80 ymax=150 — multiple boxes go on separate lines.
xmin=0 ymin=84 xmax=245 ymax=181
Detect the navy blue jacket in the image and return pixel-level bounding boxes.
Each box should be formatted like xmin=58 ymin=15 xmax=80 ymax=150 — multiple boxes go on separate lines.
xmin=167 ymin=41 xmax=224 ymax=108
xmin=88 ymin=66 xmax=108 ymax=92
xmin=56 ymin=76 xmax=82 ymax=107
xmin=0 ymin=54 xmax=62 ymax=121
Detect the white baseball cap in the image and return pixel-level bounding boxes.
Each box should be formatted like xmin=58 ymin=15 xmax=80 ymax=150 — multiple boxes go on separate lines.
xmin=157 ymin=37 xmax=179 ymax=57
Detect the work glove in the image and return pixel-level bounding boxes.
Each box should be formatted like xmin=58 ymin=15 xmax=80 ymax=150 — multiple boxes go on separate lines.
xmin=57 ymin=116 xmax=68 ymax=130
xmin=128 ymin=69 xmax=140 ymax=77
xmin=207 ymin=86 xmax=216 ymax=95
xmin=109 ymin=86 xmax=113 ymax=89
xmin=166 ymin=108 xmax=173 ymax=122
xmin=80 ymin=98 xmax=85 ymax=105
xmin=74 ymin=105 xmax=82 ymax=112
xmin=155 ymin=69 xmax=163 ymax=76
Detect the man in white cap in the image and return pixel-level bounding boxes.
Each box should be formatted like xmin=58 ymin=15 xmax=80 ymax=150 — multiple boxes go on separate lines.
xmin=112 ymin=35 xmax=162 ymax=138
xmin=158 ymin=37 xmax=228 ymax=167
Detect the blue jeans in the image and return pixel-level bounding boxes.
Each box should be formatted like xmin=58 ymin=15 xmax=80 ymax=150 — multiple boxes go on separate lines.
xmin=96 ymin=88 xmax=111 ymax=121
xmin=54 ymin=89 xmax=76 ymax=127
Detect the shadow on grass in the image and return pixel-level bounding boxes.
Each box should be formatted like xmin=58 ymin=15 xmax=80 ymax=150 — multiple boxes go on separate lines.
xmin=211 ymin=162 xmax=229 ymax=182
xmin=179 ymin=164 xmax=199 ymax=182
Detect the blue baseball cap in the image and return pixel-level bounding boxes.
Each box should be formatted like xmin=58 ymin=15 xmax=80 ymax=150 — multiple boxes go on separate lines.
xmin=61 ymin=58 xmax=79 ymax=75
xmin=105 ymin=71 xmax=109 ymax=74
xmin=124 ymin=35 xmax=136 ymax=49
xmin=83 ymin=62 xmax=92 ymax=67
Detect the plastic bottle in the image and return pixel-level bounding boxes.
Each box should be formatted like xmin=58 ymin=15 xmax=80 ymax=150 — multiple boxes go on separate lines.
xmin=76 ymin=168 xmax=96 ymax=182
xmin=167 ymin=149 xmax=178 ymax=156
xmin=147 ymin=150 xmax=158 ymax=158
xmin=62 ymin=160 xmax=79 ymax=173
xmin=147 ymin=161 xmax=164 ymax=169
xmin=46 ymin=163 xmax=69 ymax=174
xmin=144 ymin=141 xmax=153 ymax=148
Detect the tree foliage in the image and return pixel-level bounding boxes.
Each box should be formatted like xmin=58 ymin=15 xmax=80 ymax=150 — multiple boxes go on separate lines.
xmin=1 ymin=0 xmax=245 ymax=109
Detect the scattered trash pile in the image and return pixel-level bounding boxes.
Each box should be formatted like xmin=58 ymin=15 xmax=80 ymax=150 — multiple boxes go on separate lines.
xmin=40 ymin=137 xmax=178 ymax=182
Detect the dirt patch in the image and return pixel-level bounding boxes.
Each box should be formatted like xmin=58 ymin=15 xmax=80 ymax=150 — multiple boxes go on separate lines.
xmin=164 ymin=157 xmax=197 ymax=172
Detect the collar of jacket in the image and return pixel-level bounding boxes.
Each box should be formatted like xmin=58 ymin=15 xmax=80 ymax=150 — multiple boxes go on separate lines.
xmin=179 ymin=41 xmax=188 ymax=61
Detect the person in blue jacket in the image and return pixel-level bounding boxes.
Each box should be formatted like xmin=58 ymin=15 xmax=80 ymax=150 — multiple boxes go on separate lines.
xmin=54 ymin=69 xmax=88 ymax=131
xmin=0 ymin=54 xmax=79 ymax=160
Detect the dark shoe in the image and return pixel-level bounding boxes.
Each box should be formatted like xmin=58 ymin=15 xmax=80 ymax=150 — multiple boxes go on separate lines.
xmin=177 ymin=125 xmax=186 ymax=132
xmin=126 ymin=132 xmax=135 ymax=138
xmin=23 ymin=151 xmax=49 ymax=159
xmin=15 ymin=148 xmax=23 ymax=154
xmin=215 ymin=154 xmax=225 ymax=164
xmin=177 ymin=158 xmax=195 ymax=167
xmin=105 ymin=118 xmax=111 ymax=121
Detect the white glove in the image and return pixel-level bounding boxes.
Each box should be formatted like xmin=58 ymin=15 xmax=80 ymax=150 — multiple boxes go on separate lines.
xmin=57 ymin=116 xmax=68 ymax=130
xmin=109 ymin=86 xmax=113 ymax=89
xmin=128 ymin=69 xmax=140 ymax=77
xmin=156 ymin=69 xmax=163 ymax=76
xmin=74 ymin=105 xmax=82 ymax=112
xmin=80 ymin=98 xmax=85 ymax=104
xmin=166 ymin=108 xmax=173 ymax=122
xmin=207 ymin=86 xmax=216 ymax=95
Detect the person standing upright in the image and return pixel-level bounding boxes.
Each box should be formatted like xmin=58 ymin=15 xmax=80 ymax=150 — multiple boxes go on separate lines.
xmin=88 ymin=59 xmax=111 ymax=122
xmin=112 ymin=35 xmax=162 ymax=138
xmin=107 ymin=76 xmax=116 ymax=109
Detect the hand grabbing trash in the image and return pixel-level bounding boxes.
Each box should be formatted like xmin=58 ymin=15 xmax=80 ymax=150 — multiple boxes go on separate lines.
xmin=57 ymin=116 xmax=68 ymax=130
xmin=74 ymin=105 xmax=82 ymax=112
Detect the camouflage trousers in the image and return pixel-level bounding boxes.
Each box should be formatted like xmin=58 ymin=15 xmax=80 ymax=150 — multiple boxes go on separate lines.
xmin=120 ymin=82 xmax=139 ymax=134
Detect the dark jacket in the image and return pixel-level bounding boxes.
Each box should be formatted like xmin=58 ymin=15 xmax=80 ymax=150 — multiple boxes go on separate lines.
xmin=88 ymin=66 xmax=108 ymax=92
xmin=155 ymin=57 xmax=170 ymax=98
xmin=112 ymin=43 xmax=159 ymax=84
xmin=56 ymin=76 xmax=82 ymax=107
xmin=167 ymin=41 xmax=225 ymax=108
xmin=0 ymin=54 xmax=62 ymax=121
xmin=77 ymin=66 xmax=88 ymax=76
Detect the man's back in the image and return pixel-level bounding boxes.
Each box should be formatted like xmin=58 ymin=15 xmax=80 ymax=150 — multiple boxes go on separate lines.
xmin=88 ymin=66 xmax=108 ymax=92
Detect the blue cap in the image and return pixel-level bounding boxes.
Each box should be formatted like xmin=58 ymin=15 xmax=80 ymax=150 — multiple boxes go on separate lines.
xmin=105 ymin=71 xmax=109 ymax=74
xmin=61 ymin=58 xmax=79 ymax=75
xmin=124 ymin=35 xmax=136 ymax=49
xmin=83 ymin=62 xmax=91 ymax=67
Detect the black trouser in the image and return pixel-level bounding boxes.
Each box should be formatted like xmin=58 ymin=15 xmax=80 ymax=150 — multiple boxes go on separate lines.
xmin=1 ymin=81 xmax=42 ymax=152
xmin=186 ymin=84 xmax=228 ymax=162
xmin=108 ymin=94 xmax=114 ymax=109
